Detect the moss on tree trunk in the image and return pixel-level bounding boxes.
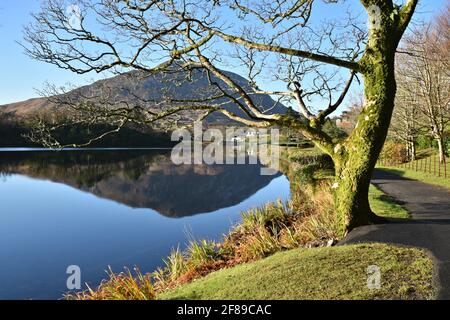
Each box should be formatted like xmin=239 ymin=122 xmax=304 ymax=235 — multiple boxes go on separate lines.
xmin=279 ymin=1 xmax=419 ymax=236
xmin=329 ymin=9 xmax=401 ymax=236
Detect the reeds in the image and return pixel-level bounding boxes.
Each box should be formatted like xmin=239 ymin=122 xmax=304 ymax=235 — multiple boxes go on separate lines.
xmin=70 ymin=150 xmax=339 ymax=300
xmin=66 ymin=267 xmax=155 ymax=300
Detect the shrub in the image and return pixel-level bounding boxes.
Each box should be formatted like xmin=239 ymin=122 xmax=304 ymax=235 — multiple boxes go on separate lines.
xmin=379 ymin=140 xmax=408 ymax=165
xmin=287 ymin=151 xmax=333 ymax=169
xmin=322 ymin=119 xmax=348 ymax=142
xmin=239 ymin=200 xmax=289 ymax=230
xmin=294 ymin=164 xmax=318 ymax=185
xmin=243 ymin=226 xmax=283 ymax=260
xmin=417 ymin=135 xmax=433 ymax=150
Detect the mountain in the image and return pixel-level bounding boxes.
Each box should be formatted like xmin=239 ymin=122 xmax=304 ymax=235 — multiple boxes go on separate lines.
xmin=0 ymin=67 xmax=286 ymax=125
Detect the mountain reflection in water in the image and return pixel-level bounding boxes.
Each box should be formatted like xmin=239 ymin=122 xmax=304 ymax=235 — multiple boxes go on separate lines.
xmin=0 ymin=149 xmax=290 ymax=299
xmin=0 ymin=150 xmax=282 ymax=217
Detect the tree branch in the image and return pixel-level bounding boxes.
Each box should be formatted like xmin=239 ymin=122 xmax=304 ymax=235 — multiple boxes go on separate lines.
xmin=210 ymin=29 xmax=361 ymax=72
xmin=316 ymin=71 xmax=356 ymax=123
xmin=291 ymin=82 xmax=315 ymax=121
xmin=397 ymin=0 xmax=419 ymax=40
xmin=275 ymin=116 xmax=335 ymax=155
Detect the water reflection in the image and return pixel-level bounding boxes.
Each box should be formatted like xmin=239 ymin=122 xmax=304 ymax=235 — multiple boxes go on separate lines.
xmin=0 ymin=150 xmax=290 ymax=299
xmin=0 ymin=150 xmax=282 ymax=217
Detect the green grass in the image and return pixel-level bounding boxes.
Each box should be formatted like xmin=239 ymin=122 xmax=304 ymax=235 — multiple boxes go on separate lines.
xmin=369 ymin=184 xmax=409 ymax=219
xmin=159 ymin=243 xmax=434 ymax=300
xmin=377 ymin=167 xmax=450 ymax=190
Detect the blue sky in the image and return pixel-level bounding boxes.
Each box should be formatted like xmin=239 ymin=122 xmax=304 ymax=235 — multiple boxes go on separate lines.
xmin=0 ymin=0 xmax=446 ymax=107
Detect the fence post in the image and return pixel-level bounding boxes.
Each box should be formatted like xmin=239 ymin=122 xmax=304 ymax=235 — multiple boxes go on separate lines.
xmin=434 ymin=155 xmax=436 ymax=176
xmin=444 ymin=157 xmax=447 ymax=179
xmin=429 ymin=155 xmax=431 ymax=174
xmin=438 ymin=157 xmax=441 ymax=177
xmin=431 ymin=155 xmax=433 ymax=175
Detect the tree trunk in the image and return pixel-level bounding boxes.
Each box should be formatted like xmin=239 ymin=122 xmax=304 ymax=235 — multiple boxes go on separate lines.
xmin=405 ymin=140 xmax=412 ymax=162
xmin=330 ymin=23 xmax=398 ymax=236
xmin=407 ymin=141 xmax=411 ymax=161
xmin=410 ymin=140 xmax=416 ymax=161
xmin=407 ymin=139 xmax=416 ymax=162
xmin=332 ymin=158 xmax=380 ymax=236
xmin=437 ymin=137 xmax=445 ymax=163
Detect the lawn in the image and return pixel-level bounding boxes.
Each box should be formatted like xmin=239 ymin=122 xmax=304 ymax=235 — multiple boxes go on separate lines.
xmin=369 ymin=184 xmax=410 ymax=219
xmin=159 ymin=243 xmax=434 ymax=300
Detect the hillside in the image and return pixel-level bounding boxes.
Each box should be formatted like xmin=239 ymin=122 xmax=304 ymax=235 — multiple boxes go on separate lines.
xmin=0 ymin=67 xmax=286 ymax=147
xmin=0 ymin=68 xmax=286 ymax=124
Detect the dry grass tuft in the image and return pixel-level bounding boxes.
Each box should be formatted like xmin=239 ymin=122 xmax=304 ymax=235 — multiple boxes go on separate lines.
xmin=66 ymin=267 xmax=155 ymax=300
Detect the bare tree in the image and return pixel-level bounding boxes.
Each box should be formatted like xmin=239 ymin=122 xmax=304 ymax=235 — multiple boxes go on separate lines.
xmin=436 ymin=4 xmax=450 ymax=76
xmin=399 ymin=11 xmax=450 ymax=163
xmin=22 ymin=0 xmax=419 ymax=235
xmin=389 ymin=54 xmax=423 ymax=161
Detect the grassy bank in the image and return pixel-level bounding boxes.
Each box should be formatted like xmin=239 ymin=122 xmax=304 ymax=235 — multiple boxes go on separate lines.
xmin=70 ymin=147 xmax=426 ymax=300
xmin=70 ymin=175 xmax=415 ymax=300
xmin=160 ymin=243 xmax=434 ymax=300
xmin=377 ymin=166 xmax=450 ymax=190
xmin=70 ymin=182 xmax=340 ymax=300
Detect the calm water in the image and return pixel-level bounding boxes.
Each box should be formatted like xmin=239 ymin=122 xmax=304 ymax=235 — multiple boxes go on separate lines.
xmin=0 ymin=150 xmax=290 ymax=299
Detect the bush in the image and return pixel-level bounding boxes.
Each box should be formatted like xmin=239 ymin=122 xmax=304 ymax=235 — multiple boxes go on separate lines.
xmin=380 ymin=141 xmax=408 ymax=165
xmin=416 ymin=135 xmax=433 ymax=150
xmin=322 ymin=119 xmax=348 ymax=142
xmin=287 ymin=151 xmax=333 ymax=169
xmin=294 ymin=164 xmax=317 ymax=185
xmin=224 ymin=181 xmax=337 ymax=261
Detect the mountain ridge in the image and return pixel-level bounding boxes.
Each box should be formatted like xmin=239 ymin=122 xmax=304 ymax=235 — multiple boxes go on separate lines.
xmin=0 ymin=67 xmax=287 ymax=125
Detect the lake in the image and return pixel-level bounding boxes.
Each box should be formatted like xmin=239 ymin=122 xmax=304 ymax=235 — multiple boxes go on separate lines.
xmin=0 ymin=149 xmax=290 ymax=299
